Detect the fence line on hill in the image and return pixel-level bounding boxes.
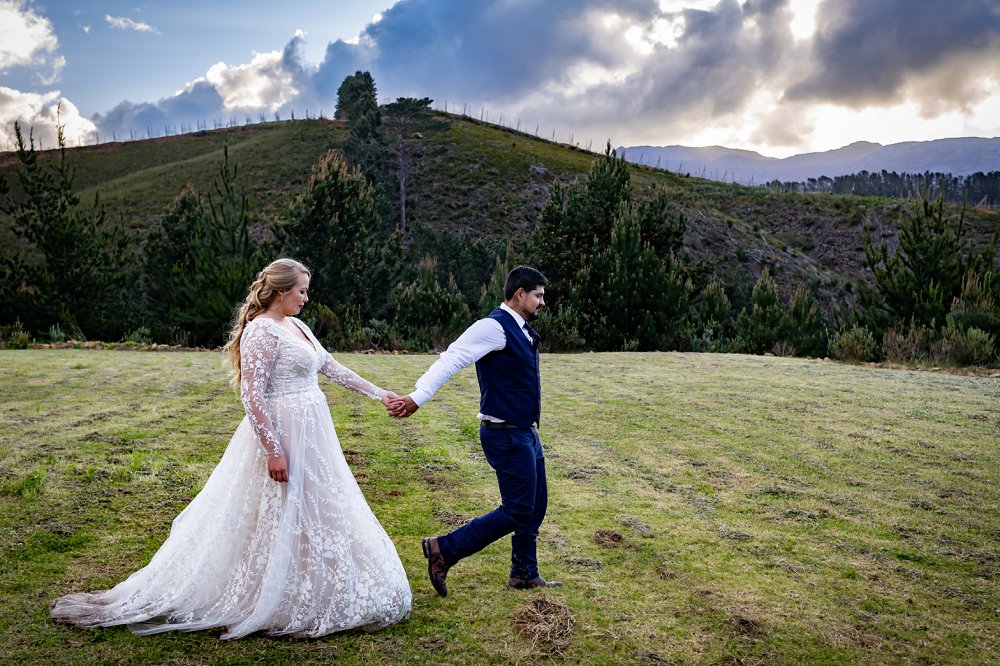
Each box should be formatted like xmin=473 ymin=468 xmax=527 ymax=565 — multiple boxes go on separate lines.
xmin=1 ymin=101 xmax=612 ymax=165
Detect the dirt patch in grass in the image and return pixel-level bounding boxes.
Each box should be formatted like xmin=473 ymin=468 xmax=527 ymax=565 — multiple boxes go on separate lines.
xmin=593 ymin=529 xmax=625 ymax=547
xmin=565 ymin=556 xmax=604 ymax=570
xmin=615 ymin=514 xmax=656 ymax=537
xmin=341 ymin=448 xmax=365 ymax=466
xmin=432 ymin=508 xmax=472 ymax=526
xmin=510 ymin=594 xmax=575 ymax=654
xmin=729 ymin=615 xmax=766 ymax=637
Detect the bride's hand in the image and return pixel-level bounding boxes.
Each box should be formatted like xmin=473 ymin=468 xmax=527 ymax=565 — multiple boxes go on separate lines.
xmin=381 ymin=391 xmax=406 ymax=416
xmin=268 ymin=454 xmax=288 ymax=483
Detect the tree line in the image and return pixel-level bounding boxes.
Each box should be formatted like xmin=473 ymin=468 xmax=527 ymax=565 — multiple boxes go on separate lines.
xmin=2 ymin=73 xmax=998 ymax=366
xmin=768 ymin=169 xmax=1000 ymax=207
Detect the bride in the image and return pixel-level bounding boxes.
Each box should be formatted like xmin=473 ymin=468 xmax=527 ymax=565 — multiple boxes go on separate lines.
xmin=51 ymin=258 xmax=412 ymax=639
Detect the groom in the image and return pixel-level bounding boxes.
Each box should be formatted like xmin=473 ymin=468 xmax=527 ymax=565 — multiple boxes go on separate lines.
xmin=391 ymin=266 xmax=560 ymax=596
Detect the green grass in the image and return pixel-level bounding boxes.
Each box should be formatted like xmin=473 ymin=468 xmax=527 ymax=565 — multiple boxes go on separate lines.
xmin=1 ymin=350 xmax=998 ymax=664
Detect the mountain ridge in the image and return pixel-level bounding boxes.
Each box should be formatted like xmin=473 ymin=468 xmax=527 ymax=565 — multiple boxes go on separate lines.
xmin=619 ymin=137 xmax=1000 ymax=184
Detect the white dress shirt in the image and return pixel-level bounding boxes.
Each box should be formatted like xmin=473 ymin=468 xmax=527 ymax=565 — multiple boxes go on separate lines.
xmin=408 ymin=303 xmax=535 ymax=421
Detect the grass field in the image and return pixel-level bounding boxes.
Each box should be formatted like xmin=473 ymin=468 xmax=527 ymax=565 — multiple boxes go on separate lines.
xmin=1 ymin=350 xmax=997 ymax=664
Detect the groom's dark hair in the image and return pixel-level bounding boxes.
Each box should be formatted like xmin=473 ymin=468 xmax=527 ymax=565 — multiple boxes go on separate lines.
xmin=504 ymin=266 xmax=548 ymax=300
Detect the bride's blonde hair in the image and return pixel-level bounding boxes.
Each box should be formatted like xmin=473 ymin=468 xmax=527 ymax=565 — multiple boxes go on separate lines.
xmin=224 ymin=258 xmax=311 ymax=386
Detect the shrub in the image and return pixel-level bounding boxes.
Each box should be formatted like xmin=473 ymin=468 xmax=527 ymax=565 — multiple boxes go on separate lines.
xmin=1 ymin=319 xmax=32 ymax=349
xmin=48 ymin=323 xmax=65 ymax=343
xmin=771 ymin=340 xmax=797 ymax=357
xmin=882 ymin=320 xmax=933 ymax=364
xmin=394 ymin=257 xmax=470 ymax=350
xmin=829 ymin=325 xmax=877 ymax=361
xmin=931 ymin=324 xmax=995 ymax=367
xmin=359 ymin=319 xmax=401 ymax=351
xmin=123 ymin=326 xmax=153 ymax=344
xmin=538 ymin=305 xmax=586 ymax=352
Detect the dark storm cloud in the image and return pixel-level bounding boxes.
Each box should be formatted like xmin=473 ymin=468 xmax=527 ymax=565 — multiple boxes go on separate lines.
xmin=787 ymin=0 xmax=1000 ymax=107
xmin=624 ymin=0 xmax=793 ymax=118
xmin=313 ymin=0 xmax=662 ymax=102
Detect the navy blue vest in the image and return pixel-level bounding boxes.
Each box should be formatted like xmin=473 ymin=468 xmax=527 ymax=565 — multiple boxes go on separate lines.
xmin=475 ymin=308 xmax=541 ymax=428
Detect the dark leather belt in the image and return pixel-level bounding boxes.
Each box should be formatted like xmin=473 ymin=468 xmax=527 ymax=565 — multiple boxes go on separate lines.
xmin=481 ymin=420 xmax=523 ymax=429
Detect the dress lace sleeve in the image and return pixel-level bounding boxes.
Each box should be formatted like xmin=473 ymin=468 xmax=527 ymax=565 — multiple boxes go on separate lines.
xmin=319 ymin=352 xmax=385 ymax=401
xmin=240 ymin=320 xmax=284 ymax=457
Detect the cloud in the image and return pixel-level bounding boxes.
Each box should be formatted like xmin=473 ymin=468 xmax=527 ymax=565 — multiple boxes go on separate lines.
xmin=300 ymin=0 xmax=810 ymax=147
xmin=0 ymin=86 xmax=96 ymax=150
xmin=0 ymin=0 xmax=63 ymax=82
xmin=786 ymin=0 xmax=1000 ymax=112
xmin=105 ymin=15 xmax=160 ymax=34
xmin=56 ymin=0 xmax=1000 ymax=153
xmin=91 ymin=35 xmax=310 ymax=136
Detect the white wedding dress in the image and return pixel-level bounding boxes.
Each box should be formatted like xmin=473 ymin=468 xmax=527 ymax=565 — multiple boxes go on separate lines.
xmin=51 ymin=317 xmax=412 ymax=639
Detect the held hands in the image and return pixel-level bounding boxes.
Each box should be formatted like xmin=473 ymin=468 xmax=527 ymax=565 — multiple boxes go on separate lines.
xmin=381 ymin=391 xmax=419 ymax=418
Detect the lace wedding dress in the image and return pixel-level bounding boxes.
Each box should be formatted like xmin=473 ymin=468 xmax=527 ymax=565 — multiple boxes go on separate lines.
xmin=51 ymin=317 xmax=412 ymax=639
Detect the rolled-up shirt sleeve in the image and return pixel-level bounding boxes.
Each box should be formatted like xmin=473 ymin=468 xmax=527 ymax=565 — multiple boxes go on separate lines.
xmin=410 ymin=318 xmax=506 ymax=406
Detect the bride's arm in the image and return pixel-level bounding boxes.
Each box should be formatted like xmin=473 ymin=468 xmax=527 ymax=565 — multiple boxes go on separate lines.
xmin=319 ymin=351 xmax=387 ymax=401
xmin=240 ymin=322 xmax=284 ymax=457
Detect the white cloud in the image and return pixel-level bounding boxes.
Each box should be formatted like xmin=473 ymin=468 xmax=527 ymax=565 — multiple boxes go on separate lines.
xmin=0 ymin=86 xmax=96 ymax=150
xmin=204 ymin=51 xmax=300 ymax=112
xmin=105 ymin=15 xmax=160 ymax=34
xmin=0 ymin=0 xmax=59 ymax=71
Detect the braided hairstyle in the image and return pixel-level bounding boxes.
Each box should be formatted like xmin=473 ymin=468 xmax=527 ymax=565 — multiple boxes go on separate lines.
xmin=224 ymin=258 xmax=311 ymax=386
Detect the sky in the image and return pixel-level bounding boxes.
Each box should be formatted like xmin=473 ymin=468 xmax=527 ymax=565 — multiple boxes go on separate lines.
xmin=1 ymin=0 xmax=999 ymax=157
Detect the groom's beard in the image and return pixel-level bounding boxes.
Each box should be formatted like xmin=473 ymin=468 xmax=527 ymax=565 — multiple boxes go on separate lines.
xmin=526 ymin=309 xmax=541 ymax=321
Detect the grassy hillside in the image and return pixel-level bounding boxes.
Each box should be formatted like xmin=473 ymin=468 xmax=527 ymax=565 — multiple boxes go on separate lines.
xmin=1 ymin=350 xmax=998 ymax=664
xmin=2 ymin=115 xmax=997 ymax=311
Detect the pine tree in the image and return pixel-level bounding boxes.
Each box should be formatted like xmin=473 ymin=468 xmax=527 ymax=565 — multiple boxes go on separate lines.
xmin=383 ymin=97 xmax=433 ymax=232
xmin=336 ymin=71 xmax=385 ymax=182
xmin=736 ymin=267 xmax=785 ymax=354
xmin=395 ymin=256 xmax=470 ymax=350
xmin=574 ymin=208 xmax=693 ymax=351
xmin=141 ymin=185 xmax=202 ymax=342
xmin=0 ymin=121 xmax=131 ymax=340
xmin=781 ymin=285 xmax=827 ymax=357
xmin=141 ymin=143 xmax=264 ymax=346
xmin=533 ymin=143 xmax=702 ymax=351
xmin=275 ymin=150 xmax=401 ymax=329
xmin=863 ymin=196 xmax=996 ymax=333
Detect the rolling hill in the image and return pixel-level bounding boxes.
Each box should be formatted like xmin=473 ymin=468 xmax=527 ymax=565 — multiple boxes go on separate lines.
xmin=2 ymin=115 xmax=997 ymax=315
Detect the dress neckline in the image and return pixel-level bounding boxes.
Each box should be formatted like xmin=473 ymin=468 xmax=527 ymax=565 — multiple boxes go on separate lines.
xmin=255 ymin=316 xmax=317 ymax=352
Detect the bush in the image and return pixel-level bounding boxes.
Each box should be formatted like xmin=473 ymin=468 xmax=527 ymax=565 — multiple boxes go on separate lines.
xmin=1 ymin=319 xmax=32 ymax=349
xmin=394 ymin=257 xmax=471 ymax=350
xmin=123 ymin=326 xmax=153 ymax=344
xmin=771 ymin=340 xmax=797 ymax=357
xmin=48 ymin=323 xmax=65 ymax=343
xmin=359 ymin=319 xmax=401 ymax=351
xmin=882 ymin=320 xmax=933 ymax=364
xmin=538 ymin=305 xmax=586 ymax=352
xmin=931 ymin=324 xmax=995 ymax=367
xmin=829 ymin=325 xmax=877 ymax=362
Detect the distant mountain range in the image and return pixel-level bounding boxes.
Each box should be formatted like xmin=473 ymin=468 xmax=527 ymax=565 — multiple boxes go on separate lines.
xmin=617 ymin=137 xmax=1000 ymax=184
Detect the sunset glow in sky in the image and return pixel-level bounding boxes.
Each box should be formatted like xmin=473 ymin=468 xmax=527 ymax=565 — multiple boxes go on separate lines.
xmin=2 ymin=0 xmax=998 ymax=157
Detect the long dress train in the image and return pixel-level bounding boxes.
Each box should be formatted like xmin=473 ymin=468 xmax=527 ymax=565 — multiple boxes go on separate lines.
xmin=51 ymin=317 xmax=412 ymax=639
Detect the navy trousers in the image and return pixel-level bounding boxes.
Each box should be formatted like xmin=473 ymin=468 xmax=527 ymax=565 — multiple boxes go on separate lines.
xmin=437 ymin=425 xmax=547 ymax=580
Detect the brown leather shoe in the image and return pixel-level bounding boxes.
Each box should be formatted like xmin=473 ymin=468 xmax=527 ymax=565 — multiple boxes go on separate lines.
xmin=422 ymin=537 xmax=450 ymax=597
xmin=507 ymin=575 xmax=563 ymax=590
